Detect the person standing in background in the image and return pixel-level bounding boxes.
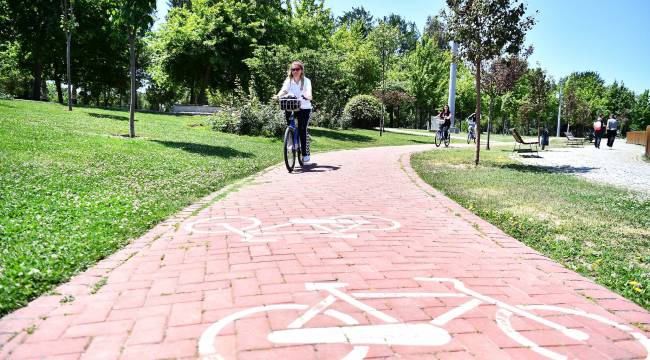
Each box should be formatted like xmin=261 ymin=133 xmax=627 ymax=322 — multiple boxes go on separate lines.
xmin=606 ymin=114 xmax=618 ymax=148
xmin=593 ymin=114 xmax=604 ymax=149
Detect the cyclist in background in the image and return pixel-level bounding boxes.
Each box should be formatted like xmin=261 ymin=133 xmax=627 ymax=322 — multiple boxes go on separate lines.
xmin=467 ymin=112 xmax=476 ymax=137
xmin=275 ymin=60 xmax=313 ymax=163
xmin=437 ymin=105 xmax=452 ymax=140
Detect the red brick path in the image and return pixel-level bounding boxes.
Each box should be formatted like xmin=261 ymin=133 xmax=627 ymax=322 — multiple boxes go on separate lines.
xmin=1 ymin=144 xmax=648 ymax=359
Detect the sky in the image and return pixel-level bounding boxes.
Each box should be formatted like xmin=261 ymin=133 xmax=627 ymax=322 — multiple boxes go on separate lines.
xmin=154 ymin=0 xmax=650 ymax=94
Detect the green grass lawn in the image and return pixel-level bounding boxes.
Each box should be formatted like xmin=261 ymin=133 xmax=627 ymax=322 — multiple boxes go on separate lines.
xmin=412 ymin=147 xmax=650 ymax=310
xmin=0 ymin=99 xmax=426 ymax=316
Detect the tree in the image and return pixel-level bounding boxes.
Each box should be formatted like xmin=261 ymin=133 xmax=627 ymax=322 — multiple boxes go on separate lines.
xmin=168 ymin=0 xmax=191 ymax=9
xmin=288 ymin=0 xmax=335 ymax=51
xmin=6 ymin=0 xmax=62 ymax=100
xmin=149 ymin=0 xmax=288 ymax=105
xmin=406 ymin=36 xmax=450 ymax=129
xmin=631 ymin=90 xmax=650 ymax=130
xmin=527 ymin=67 xmax=552 ymax=142
xmin=443 ymin=0 xmax=535 ymax=165
xmin=337 ymin=6 xmax=374 ymax=37
xmin=61 ymin=0 xmax=78 ymax=111
xmin=381 ymin=14 xmax=419 ymax=54
xmin=482 ymin=54 xmax=528 ymax=149
xmin=111 ymin=0 xmax=156 ymax=137
xmin=423 ymin=14 xmax=449 ymax=50
xmin=604 ymin=81 xmax=635 ymax=134
xmin=369 ymin=23 xmax=401 ymax=135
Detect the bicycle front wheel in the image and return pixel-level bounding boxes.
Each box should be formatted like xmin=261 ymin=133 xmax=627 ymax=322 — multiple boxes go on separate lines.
xmin=198 ymin=303 xmax=369 ymax=360
xmin=467 ymin=133 xmax=471 ymax=144
xmin=284 ymin=127 xmax=296 ymax=172
xmin=496 ymin=304 xmax=650 ymax=360
xmin=434 ymin=132 xmax=442 ymax=147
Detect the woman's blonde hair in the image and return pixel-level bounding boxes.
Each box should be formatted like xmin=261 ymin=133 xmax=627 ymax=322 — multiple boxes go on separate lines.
xmin=286 ymin=60 xmax=305 ymax=90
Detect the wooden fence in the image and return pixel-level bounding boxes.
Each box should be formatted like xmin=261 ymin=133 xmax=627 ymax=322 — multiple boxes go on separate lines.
xmin=627 ymin=130 xmax=647 ymax=145
xmin=633 ymin=126 xmax=650 ymax=157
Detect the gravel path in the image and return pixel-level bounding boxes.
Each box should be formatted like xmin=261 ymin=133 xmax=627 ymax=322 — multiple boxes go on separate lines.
xmin=516 ymin=141 xmax=650 ymax=196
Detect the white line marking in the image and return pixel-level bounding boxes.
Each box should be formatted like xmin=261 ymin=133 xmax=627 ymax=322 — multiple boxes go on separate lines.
xmin=431 ymin=299 xmax=482 ymax=326
xmin=496 ymin=309 xmax=567 ymax=360
xmin=288 ymin=295 xmax=337 ymax=329
xmin=308 ymin=283 xmax=399 ymax=324
xmin=324 ymin=309 xmax=359 ymax=325
xmin=352 ymin=292 xmax=466 ymax=299
xmin=268 ymin=323 xmax=451 ymax=346
xmin=198 ymin=304 xmax=308 ymax=360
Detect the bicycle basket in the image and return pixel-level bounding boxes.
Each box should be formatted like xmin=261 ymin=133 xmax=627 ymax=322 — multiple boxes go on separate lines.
xmin=279 ymin=97 xmax=301 ymax=111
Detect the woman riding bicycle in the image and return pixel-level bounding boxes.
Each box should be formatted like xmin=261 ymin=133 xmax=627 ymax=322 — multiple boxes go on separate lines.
xmin=437 ymin=105 xmax=452 ymax=140
xmin=467 ymin=113 xmax=476 ymax=136
xmin=275 ymin=60 xmax=313 ymax=163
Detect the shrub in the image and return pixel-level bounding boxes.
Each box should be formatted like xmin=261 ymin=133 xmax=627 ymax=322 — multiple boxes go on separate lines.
xmin=209 ymin=108 xmax=240 ymax=134
xmin=339 ymin=113 xmax=352 ymax=130
xmin=262 ymin=107 xmax=286 ymax=137
xmin=312 ymin=110 xmax=339 ymax=129
xmin=210 ymin=100 xmax=285 ymax=137
xmin=342 ymin=95 xmax=382 ymax=129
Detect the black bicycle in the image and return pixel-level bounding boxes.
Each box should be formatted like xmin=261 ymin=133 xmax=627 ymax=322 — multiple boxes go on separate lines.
xmin=279 ymin=95 xmax=303 ymax=172
xmin=434 ymin=118 xmax=450 ymax=148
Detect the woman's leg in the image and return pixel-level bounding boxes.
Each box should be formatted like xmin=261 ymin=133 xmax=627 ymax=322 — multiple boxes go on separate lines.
xmin=297 ymin=109 xmax=311 ymax=157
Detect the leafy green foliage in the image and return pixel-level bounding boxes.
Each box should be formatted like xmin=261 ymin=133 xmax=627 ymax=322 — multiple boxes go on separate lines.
xmin=412 ymin=147 xmax=650 ymax=310
xmin=343 ymin=95 xmax=383 ymax=129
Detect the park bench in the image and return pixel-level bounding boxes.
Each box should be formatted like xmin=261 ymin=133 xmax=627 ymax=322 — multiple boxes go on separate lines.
xmin=565 ymin=131 xmax=585 ymax=147
xmin=510 ymin=128 xmax=539 ymax=154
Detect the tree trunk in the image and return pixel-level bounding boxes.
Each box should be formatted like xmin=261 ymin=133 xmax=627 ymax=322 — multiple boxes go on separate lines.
xmin=66 ymin=32 xmax=72 ymax=111
xmin=41 ymin=78 xmax=48 ymax=101
xmin=487 ymin=95 xmax=493 ymax=150
xmin=32 ymin=58 xmax=42 ymax=101
xmin=474 ymin=61 xmax=482 ymax=165
xmin=197 ymin=65 xmax=211 ymax=105
xmin=190 ymin=80 xmax=196 ymax=104
xmin=55 ymin=78 xmax=63 ymax=104
xmin=129 ymin=32 xmax=136 ymax=138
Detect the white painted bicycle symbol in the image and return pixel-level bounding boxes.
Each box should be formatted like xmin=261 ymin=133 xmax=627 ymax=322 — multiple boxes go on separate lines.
xmin=185 ymin=214 xmax=400 ymax=242
xmin=199 ymin=277 xmax=650 ymax=360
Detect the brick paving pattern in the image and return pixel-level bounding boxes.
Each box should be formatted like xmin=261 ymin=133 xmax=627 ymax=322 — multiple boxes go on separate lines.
xmin=1 ymin=144 xmax=649 ymax=359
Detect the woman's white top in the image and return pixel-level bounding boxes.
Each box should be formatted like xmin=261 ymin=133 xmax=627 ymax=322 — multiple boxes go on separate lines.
xmin=281 ymin=77 xmax=312 ymax=109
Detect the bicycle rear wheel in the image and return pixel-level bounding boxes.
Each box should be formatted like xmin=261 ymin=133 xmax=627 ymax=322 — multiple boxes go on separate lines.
xmin=434 ymin=131 xmax=442 ymax=147
xmin=284 ymin=127 xmax=296 ymax=172
xmin=444 ymin=133 xmax=450 ymax=147
xmin=467 ymin=132 xmax=471 ymax=144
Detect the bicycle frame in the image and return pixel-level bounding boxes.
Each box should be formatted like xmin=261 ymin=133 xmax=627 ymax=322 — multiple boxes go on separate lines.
xmin=185 ymin=215 xmax=401 ymax=243
xmin=269 ymin=278 xmax=589 ymax=347
xmin=199 ymin=277 xmax=650 ymax=360
xmin=288 ymin=110 xmax=300 ymax=152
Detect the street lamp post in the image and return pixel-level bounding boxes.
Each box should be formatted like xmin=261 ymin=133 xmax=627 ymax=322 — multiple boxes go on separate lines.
xmin=556 ymin=85 xmax=562 ymax=137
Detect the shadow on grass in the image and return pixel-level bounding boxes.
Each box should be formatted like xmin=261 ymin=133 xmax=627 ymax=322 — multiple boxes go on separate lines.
xmin=152 ymin=140 xmax=253 ymax=158
xmin=310 ymin=128 xmax=373 ymax=142
xmin=88 ymin=112 xmax=130 ymax=121
xmin=499 ymin=163 xmax=596 ymax=174
xmin=410 ymin=139 xmax=434 ymax=144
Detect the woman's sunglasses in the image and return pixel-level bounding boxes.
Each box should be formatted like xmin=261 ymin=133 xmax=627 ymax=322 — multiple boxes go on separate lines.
xmin=291 ymin=68 xmax=301 ymax=72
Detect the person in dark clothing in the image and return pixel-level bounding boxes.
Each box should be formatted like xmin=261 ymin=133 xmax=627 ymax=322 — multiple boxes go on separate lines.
xmin=606 ymin=114 xmax=618 ymax=148
xmin=593 ymin=114 xmax=604 ymax=148
xmin=437 ymin=105 xmax=452 ymax=140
